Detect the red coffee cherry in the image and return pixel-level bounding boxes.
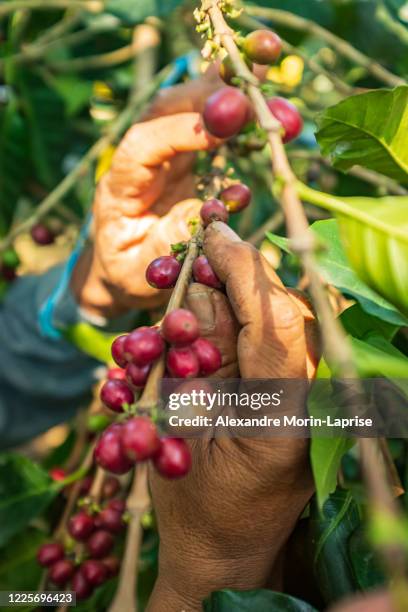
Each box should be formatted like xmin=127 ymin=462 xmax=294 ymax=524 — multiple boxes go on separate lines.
xmin=94 ymin=424 xmax=133 ymax=475
xmin=48 ymin=559 xmax=75 ymax=586
xmin=192 ymin=255 xmax=221 ymax=289
xmin=102 ymin=476 xmax=121 ymax=500
xmin=220 ymin=183 xmax=252 ymax=213
xmin=107 ymin=367 xmax=126 ymax=381
xmin=102 ymin=556 xmax=120 ymax=577
xmin=86 ymin=530 xmax=114 ymax=558
xmin=125 ymin=362 xmax=151 ymax=389
xmin=167 ymin=346 xmax=200 ymax=378
xmin=68 ymin=511 xmax=94 ymax=541
xmin=192 ymin=338 xmax=222 ymax=375
xmin=79 ymin=475 xmax=93 ymax=495
xmin=49 ymin=467 xmax=67 ymax=482
xmin=108 ymin=498 xmax=126 ymax=513
xmin=100 ymin=380 xmax=134 ymax=413
xmin=243 ymin=29 xmax=282 ymax=64
xmin=80 ymin=560 xmax=109 ymax=587
xmin=203 ymin=87 xmax=250 ymax=138
xmin=71 ymin=570 xmax=93 ymax=600
xmin=37 ymin=543 xmax=65 ymax=567
xmin=111 ymin=335 xmax=128 ymax=368
xmin=266 ymin=97 xmax=303 ymax=143
xmin=124 ymin=327 xmax=164 ymax=366
xmin=97 ymin=507 xmax=125 ymax=534
xmin=146 ymin=256 xmax=182 ymax=289
xmin=153 ymin=438 xmax=192 ymax=479
xmin=200 ymin=198 xmax=229 ymax=227
xmin=31 ymin=223 xmax=55 ymax=245
xmin=162 ymin=309 xmax=199 ymax=346
xmin=122 ymin=416 xmax=161 ymax=462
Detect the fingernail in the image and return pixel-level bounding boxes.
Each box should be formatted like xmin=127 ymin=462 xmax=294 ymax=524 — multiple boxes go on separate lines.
xmin=185 ymin=288 xmax=215 ymax=332
xmin=205 ymin=221 xmax=242 ymax=242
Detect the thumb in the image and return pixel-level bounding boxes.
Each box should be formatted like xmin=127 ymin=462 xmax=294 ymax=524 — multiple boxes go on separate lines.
xmin=184 ymin=283 xmax=239 ymax=378
xmin=203 ymin=221 xmax=292 ymax=327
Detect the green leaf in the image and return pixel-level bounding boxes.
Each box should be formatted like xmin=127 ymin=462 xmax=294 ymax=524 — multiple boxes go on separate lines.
xmin=265 ymin=231 xmax=290 ymax=253
xmin=266 ymin=219 xmax=408 ymax=326
xmin=309 ymin=361 xmax=354 ymax=508
xmin=204 ymin=589 xmax=318 ymax=611
xmin=18 ymin=71 xmax=67 ymax=188
xmin=51 ymin=76 xmax=93 ymax=117
xmin=310 ymin=436 xmax=353 ymax=510
xmin=348 ymin=526 xmax=385 ymax=591
xmin=340 ymin=304 xmax=398 ymax=341
xmin=0 ymin=528 xmax=46 ymax=592
xmin=297 ymin=184 xmax=408 ymax=316
xmin=0 ymin=454 xmax=58 ymax=547
xmin=104 ymin=0 xmax=184 ymax=24
xmin=351 ymin=335 xmax=408 ymax=379
xmin=310 ymin=489 xmax=361 ymax=605
xmin=315 ymin=86 xmax=408 ymax=183
xmin=0 ymin=98 xmax=30 ymax=235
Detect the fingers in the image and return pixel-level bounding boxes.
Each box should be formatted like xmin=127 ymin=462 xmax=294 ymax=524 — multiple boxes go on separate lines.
xmin=203 ymin=222 xmax=309 ymax=379
xmin=106 ymin=113 xmax=220 ymax=203
xmin=184 ymin=283 xmax=239 ymax=378
xmin=95 ymin=199 xmax=202 ymax=303
xmin=203 ymin=222 xmax=292 ymax=327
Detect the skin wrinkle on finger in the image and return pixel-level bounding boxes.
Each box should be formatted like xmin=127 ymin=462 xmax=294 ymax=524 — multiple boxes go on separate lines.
xmin=204 ymin=225 xmax=307 ymax=378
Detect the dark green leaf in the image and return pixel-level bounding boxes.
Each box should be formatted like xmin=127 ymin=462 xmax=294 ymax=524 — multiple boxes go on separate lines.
xmin=0 ymin=454 xmax=58 ymax=547
xmin=0 ymin=527 xmax=46 ymax=592
xmin=50 ymin=76 xmax=93 ymax=117
xmin=104 ymin=0 xmax=184 ymax=25
xmin=316 ymin=86 xmax=408 ymax=183
xmin=18 ymin=71 xmax=67 ymax=188
xmin=310 ymin=489 xmax=361 ymax=604
xmin=204 ymin=589 xmax=318 ymax=611
xmin=340 ymin=304 xmax=398 ymax=341
xmin=348 ymin=526 xmax=385 ymax=591
xmin=0 ymin=99 xmax=30 ymax=235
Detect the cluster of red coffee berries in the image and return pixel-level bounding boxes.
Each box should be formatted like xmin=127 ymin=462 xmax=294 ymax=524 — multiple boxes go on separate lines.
xmin=203 ymin=29 xmax=303 ymax=143
xmin=37 ymin=483 xmax=123 ymax=600
xmin=146 ymin=188 xmax=250 ymax=293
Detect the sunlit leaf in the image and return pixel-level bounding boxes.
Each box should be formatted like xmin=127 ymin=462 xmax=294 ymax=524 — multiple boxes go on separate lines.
xmin=266 ymin=218 xmax=408 ymax=326
xmin=297 ymin=186 xmax=408 ymax=317
xmin=316 ymin=86 xmax=408 ymax=183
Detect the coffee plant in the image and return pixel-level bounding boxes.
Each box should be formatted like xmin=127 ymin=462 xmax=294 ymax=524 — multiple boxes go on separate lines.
xmin=0 ymin=0 xmax=408 ymax=611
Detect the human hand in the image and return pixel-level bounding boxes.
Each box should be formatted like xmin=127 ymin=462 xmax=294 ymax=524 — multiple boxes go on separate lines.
xmin=147 ymin=223 xmax=319 ymax=611
xmin=71 ymin=71 xmax=222 ymax=319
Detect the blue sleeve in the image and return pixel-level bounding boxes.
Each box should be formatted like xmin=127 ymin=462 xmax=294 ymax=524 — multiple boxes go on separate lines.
xmin=0 ymin=264 xmax=131 ymax=450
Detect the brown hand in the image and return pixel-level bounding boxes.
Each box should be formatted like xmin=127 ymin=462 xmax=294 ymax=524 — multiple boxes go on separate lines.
xmin=148 ymin=224 xmax=319 ymax=611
